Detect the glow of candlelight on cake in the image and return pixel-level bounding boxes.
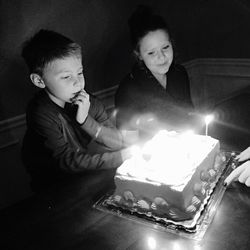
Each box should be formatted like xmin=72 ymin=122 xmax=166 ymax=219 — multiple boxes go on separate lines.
xmin=193 ymin=244 xmax=202 ymax=250
xmin=147 ymin=236 xmax=157 ymax=249
xmin=141 ymin=130 xmax=200 ymax=185
xmin=172 ymin=242 xmax=182 ymax=250
xmin=204 ymin=114 xmax=214 ymax=136
xmin=129 ymin=145 xmax=141 ymax=157
xmin=117 ymin=130 xmax=218 ymax=187
xmin=181 ymin=130 xmax=195 ymax=137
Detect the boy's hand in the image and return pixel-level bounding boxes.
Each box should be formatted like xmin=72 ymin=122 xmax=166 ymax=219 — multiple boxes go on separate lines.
xmin=72 ymin=90 xmax=90 ymax=124
xmin=225 ymin=161 xmax=250 ymax=187
xmin=121 ymin=130 xmax=139 ymax=146
xmin=236 ymin=147 xmax=250 ymax=162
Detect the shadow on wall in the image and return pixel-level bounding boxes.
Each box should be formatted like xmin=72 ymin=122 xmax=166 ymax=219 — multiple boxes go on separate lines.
xmin=0 ymin=54 xmax=36 ymax=120
xmin=154 ymin=0 xmax=250 ymax=61
xmin=0 ymin=121 xmax=33 ymax=210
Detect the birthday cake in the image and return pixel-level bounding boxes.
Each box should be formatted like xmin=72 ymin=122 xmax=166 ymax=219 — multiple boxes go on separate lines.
xmin=111 ymin=130 xmax=224 ymax=222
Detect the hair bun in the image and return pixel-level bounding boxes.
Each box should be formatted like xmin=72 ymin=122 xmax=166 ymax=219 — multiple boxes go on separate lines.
xmin=128 ymin=5 xmax=154 ymax=32
xmin=128 ymin=5 xmax=169 ymax=49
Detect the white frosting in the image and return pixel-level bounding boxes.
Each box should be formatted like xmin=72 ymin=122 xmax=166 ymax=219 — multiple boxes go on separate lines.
xmin=117 ymin=130 xmax=219 ymax=186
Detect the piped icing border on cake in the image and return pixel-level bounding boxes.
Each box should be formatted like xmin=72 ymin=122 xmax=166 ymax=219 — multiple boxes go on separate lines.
xmin=105 ymin=151 xmax=231 ymax=229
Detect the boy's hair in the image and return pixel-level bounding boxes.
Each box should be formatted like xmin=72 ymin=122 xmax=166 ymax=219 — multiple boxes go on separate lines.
xmin=21 ymin=29 xmax=82 ymax=75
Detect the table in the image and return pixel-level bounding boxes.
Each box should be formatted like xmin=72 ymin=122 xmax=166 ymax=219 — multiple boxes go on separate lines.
xmin=1 ymin=168 xmax=250 ymax=250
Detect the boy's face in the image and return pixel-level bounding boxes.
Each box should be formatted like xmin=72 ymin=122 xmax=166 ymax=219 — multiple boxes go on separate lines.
xmin=41 ymin=55 xmax=85 ymax=107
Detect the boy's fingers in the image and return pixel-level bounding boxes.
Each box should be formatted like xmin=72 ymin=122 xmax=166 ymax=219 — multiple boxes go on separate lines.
xmin=224 ymin=164 xmax=245 ymax=186
xmin=71 ymin=90 xmax=89 ymax=102
xmin=78 ymin=94 xmax=89 ymax=102
xmin=75 ymin=94 xmax=89 ymax=103
xmin=79 ymin=90 xmax=89 ymax=97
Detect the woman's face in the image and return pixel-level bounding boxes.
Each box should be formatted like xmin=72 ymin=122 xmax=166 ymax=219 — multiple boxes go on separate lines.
xmin=137 ymin=29 xmax=173 ymax=78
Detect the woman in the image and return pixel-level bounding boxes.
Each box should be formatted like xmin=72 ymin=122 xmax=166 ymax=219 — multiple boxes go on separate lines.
xmin=115 ymin=5 xmax=196 ymax=139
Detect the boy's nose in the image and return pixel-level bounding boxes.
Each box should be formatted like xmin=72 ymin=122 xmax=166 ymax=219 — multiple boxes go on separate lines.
xmin=74 ymin=76 xmax=84 ymax=87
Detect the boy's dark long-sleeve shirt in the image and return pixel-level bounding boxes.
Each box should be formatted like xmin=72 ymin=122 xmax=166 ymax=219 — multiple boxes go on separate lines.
xmin=22 ymin=90 xmax=124 ymax=189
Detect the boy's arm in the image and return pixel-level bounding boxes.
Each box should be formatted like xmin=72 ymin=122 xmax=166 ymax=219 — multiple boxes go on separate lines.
xmin=29 ymin=110 xmax=130 ymax=173
xmin=80 ymin=115 xmax=124 ymax=149
xmin=81 ymin=95 xmax=138 ymax=149
xmin=59 ymin=145 xmax=127 ymax=172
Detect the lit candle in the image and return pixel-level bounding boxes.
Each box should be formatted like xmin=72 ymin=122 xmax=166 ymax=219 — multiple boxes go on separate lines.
xmin=204 ymin=114 xmax=214 ymax=136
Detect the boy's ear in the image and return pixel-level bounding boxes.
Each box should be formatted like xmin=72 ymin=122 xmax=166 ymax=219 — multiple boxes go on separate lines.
xmin=30 ymin=73 xmax=45 ymax=88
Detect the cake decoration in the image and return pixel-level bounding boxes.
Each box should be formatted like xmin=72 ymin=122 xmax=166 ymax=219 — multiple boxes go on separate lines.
xmin=111 ymin=130 xmax=223 ymax=221
xmin=94 ymin=147 xmax=238 ymax=236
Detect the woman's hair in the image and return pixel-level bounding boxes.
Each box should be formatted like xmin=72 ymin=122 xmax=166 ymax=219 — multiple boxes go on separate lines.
xmin=128 ymin=5 xmax=174 ymax=53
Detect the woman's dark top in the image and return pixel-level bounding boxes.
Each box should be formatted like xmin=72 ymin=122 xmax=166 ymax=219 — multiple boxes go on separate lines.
xmin=115 ymin=63 xmax=196 ymax=137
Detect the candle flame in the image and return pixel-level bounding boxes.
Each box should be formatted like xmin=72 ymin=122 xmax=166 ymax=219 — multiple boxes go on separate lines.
xmin=204 ymin=114 xmax=214 ymax=125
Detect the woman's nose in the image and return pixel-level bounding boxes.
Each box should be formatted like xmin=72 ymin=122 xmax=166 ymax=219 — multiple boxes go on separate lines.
xmin=157 ymin=50 xmax=165 ymax=61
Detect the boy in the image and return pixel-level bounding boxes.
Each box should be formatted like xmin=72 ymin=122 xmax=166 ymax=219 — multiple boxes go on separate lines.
xmin=21 ymin=29 xmax=135 ymax=191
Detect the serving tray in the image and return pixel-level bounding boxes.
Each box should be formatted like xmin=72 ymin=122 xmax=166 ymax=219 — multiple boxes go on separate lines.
xmin=94 ymin=151 xmax=238 ymax=240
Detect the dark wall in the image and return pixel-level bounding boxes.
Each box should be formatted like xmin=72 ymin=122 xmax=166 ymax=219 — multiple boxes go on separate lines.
xmin=0 ymin=0 xmax=154 ymax=120
xmin=154 ymin=0 xmax=250 ymax=61
xmin=1 ymin=0 xmax=250 ymax=121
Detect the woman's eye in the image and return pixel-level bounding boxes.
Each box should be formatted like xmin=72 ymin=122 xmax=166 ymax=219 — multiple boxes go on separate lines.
xmin=148 ymin=51 xmax=155 ymax=56
xmin=62 ymin=76 xmax=70 ymax=79
xmin=78 ymin=71 xmax=84 ymax=76
xmin=163 ymin=45 xmax=169 ymax=50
